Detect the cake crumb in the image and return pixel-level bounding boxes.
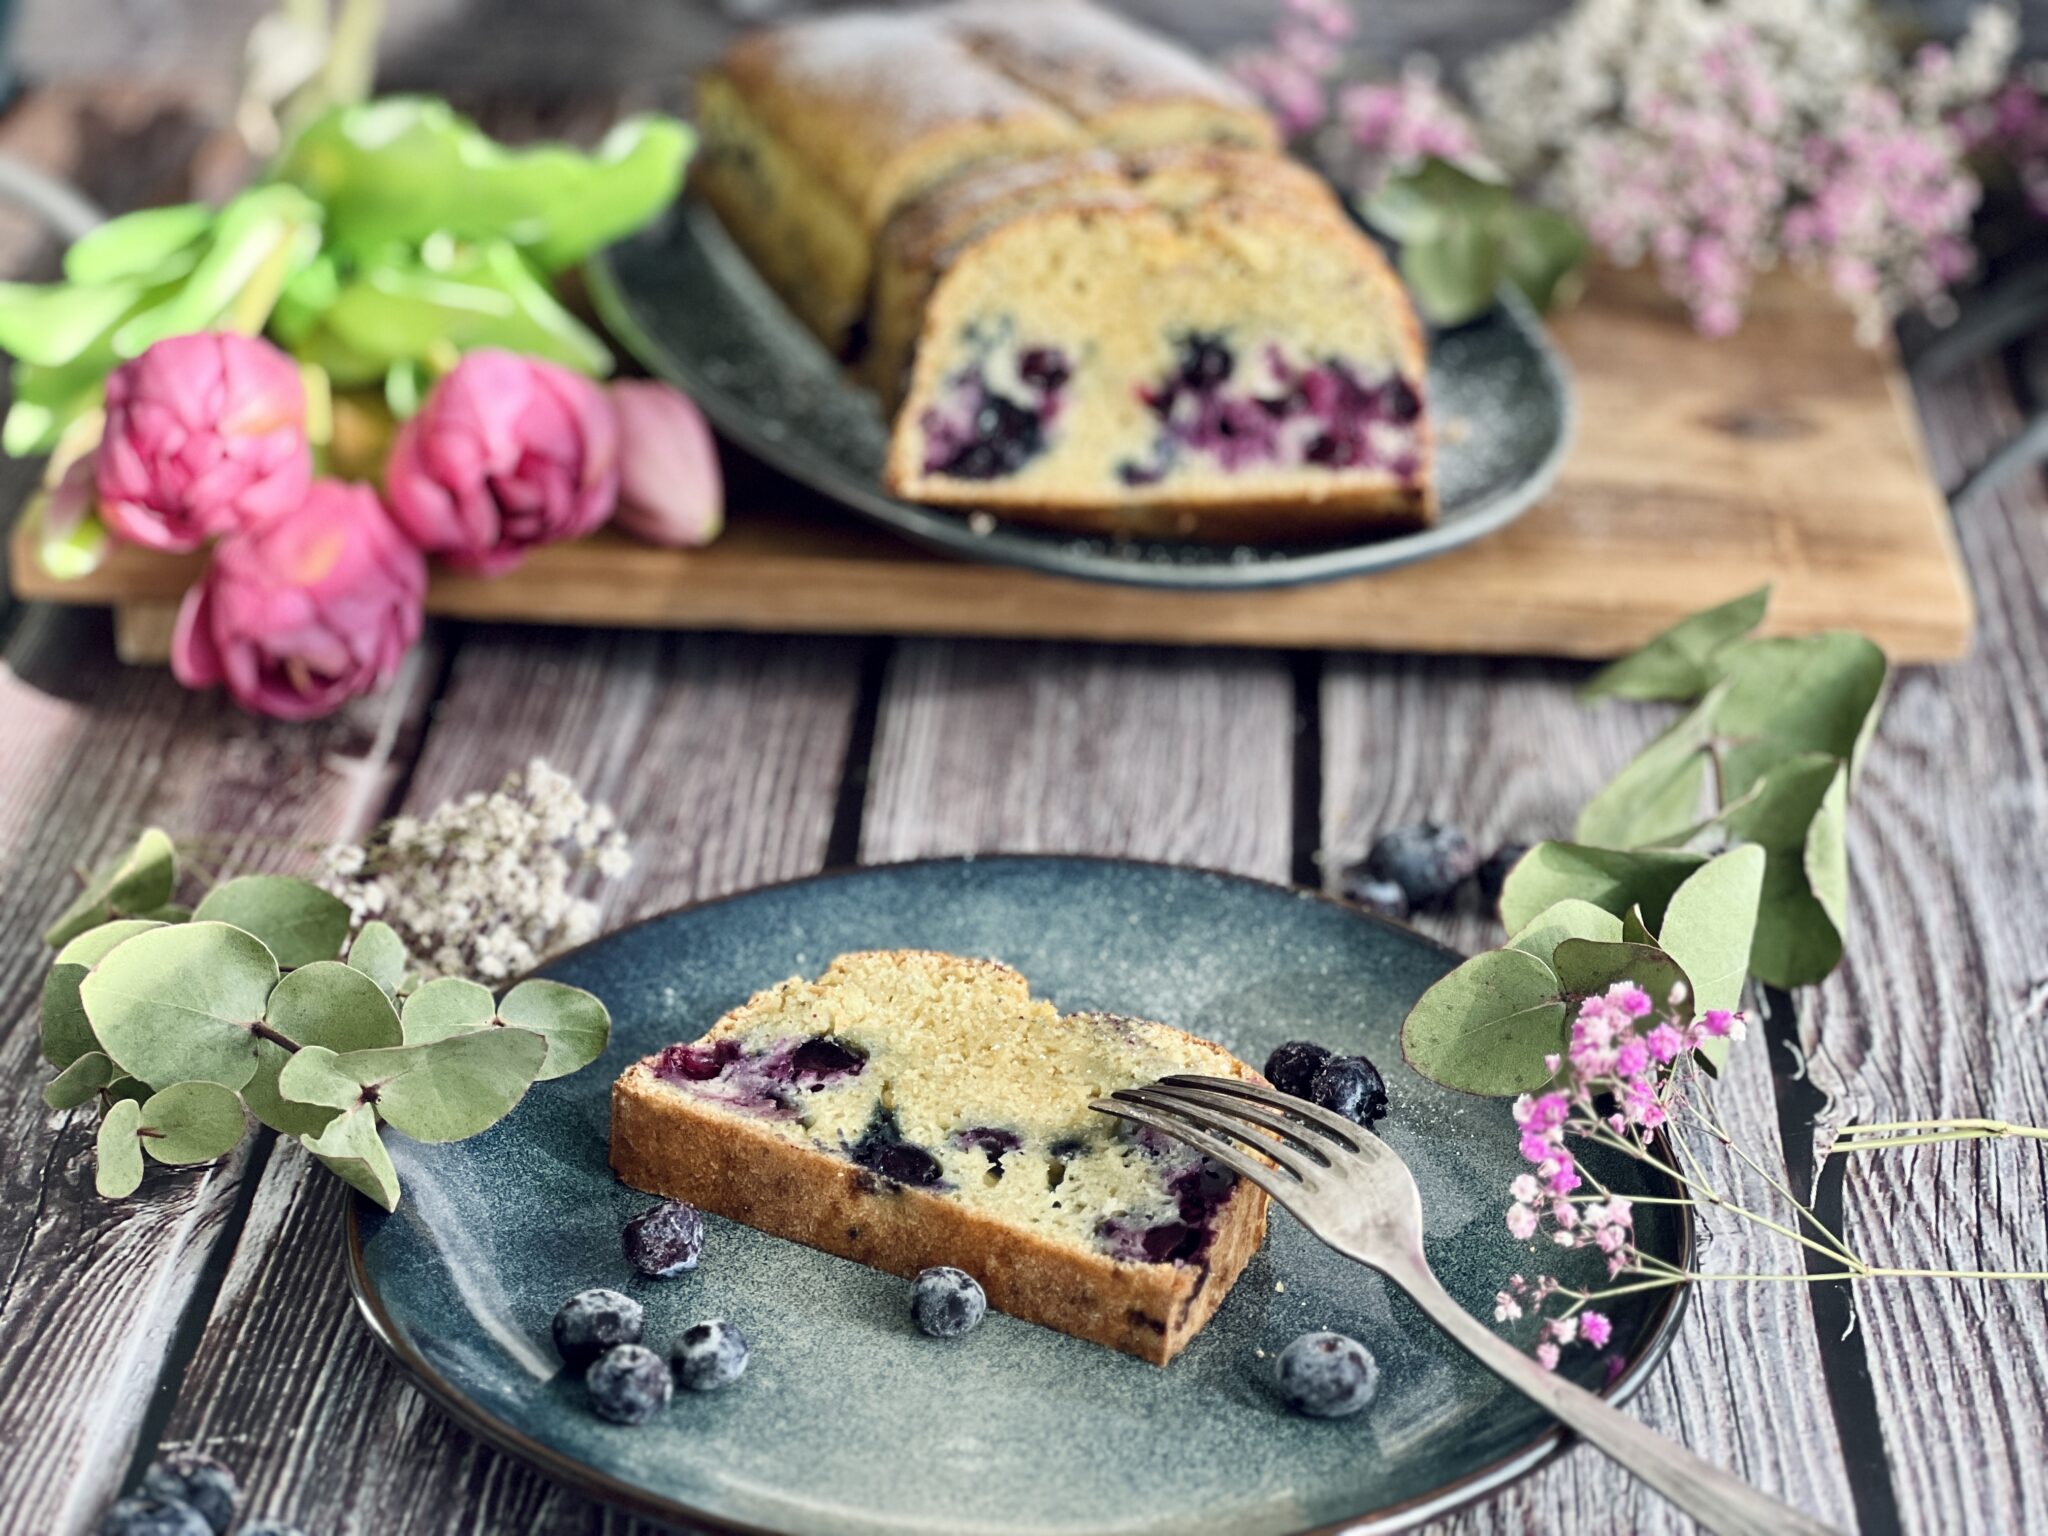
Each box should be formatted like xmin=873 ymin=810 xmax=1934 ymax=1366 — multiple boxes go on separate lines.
xmin=1274 ymin=1280 xmax=1286 ymax=1293
xmin=967 ymin=511 xmax=997 ymax=536
xmin=1254 ymin=1347 xmax=1266 ymax=1359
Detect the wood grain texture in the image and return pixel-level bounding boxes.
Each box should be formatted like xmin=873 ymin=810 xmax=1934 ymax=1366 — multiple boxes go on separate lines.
xmin=15 ymin=265 xmax=1977 ymax=664
xmin=150 ymin=629 xmax=862 ymax=1536
xmin=0 ymin=605 xmax=436 ymax=1536
xmin=861 ymin=639 xmax=1296 ymax=881
xmin=1788 ymin=356 xmax=2048 ymax=1536
xmin=1318 ymin=655 xmax=1860 ymax=1534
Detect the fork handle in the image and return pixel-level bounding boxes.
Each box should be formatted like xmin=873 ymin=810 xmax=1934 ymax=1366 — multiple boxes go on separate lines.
xmin=1375 ymin=1249 xmax=1842 ymax=1536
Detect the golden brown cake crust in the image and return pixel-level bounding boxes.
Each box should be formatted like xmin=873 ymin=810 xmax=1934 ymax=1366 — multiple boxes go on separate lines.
xmin=608 ymin=950 xmax=1272 ymax=1366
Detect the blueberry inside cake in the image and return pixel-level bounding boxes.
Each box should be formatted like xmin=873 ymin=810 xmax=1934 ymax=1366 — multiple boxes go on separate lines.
xmin=609 ymin=950 xmax=1269 ymax=1364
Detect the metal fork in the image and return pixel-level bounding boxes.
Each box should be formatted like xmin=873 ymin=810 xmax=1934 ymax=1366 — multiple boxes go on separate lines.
xmin=1093 ymin=1074 xmax=1841 ymax=1536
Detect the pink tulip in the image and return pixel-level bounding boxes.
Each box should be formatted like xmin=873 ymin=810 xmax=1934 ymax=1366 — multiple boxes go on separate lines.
xmin=607 ymin=380 xmax=724 ymax=548
xmin=172 ymin=479 xmax=426 ymax=721
xmin=384 ymin=349 xmax=619 ymax=575
xmin=97 ymin=333 xmax=312 ymax=553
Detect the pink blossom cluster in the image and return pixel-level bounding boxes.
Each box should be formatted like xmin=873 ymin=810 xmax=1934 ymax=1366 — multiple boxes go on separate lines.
xmin=1958 ymin=75 xmax=2048 ymax=216
xmin=1336 ymin=67 xmax=1482 ymax=190
xmin=1500 ymin=982 xmax=1746 ymax=1370
xmin=1229 ymin=0 xmax=1351 ymax=140
xmin=90 ymin=334 xmax=723 ymax=720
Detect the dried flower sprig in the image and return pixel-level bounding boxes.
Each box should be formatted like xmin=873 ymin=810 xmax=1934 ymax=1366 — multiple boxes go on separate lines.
xmin=1500 ymin=981 xmax=2048 ymax=1371
xmin=319 ymin=757 xmax=631 ymax=982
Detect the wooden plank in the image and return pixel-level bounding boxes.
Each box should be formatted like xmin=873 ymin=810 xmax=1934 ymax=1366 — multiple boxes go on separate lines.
xmin=1318 ymin=655 xmax=1860 ymax=1533
xmin=861 ymin=639 xmax=1297 ymax=880
xmin=15 ymin=268 xmax=1978 ymax=665
xmin=0 ymin=604 xmax=437 ymax=1536
xmin=149 ymin=628 xmax=863 ymax=1536
xmin=1788 ymin=356 xmax=2048 ymax=1535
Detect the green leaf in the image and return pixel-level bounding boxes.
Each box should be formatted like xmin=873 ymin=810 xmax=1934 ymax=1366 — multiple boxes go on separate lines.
xmin=44 ymin=828 xmax=177 ymax=947
xmin=193 ymin=876 xmax=350 ymax=969
xmin=1401 ymin=947 xmax=1567 ymax=1096
xmin=1506 ymin=899 xmax=1624 ymax=963
xmin=62 ymin=203 xmax=214 ymax=284
xmin=265 ymin=960 xmax=402 ymax=1050
xmin=275 ymin=1044 xmax=365 ymax=1111
xmin=0 ymin=279 xmax=145 ymax=366
xmin=302 ymin=1104 xmax=401 ymax=1211
xmin=140 ymin=903 xmax=193 ymax=923
xmin=1711 ymin=633 xmax=1888 ymax=803
xmin=110 ymin=184 xmax=323 ymax=354
xmin=1501 ymin=203 xmax=1588 ymax=312
xmin=346 ymin=921 xmax=407 ymax=997
xmin=1498 ymin=842 xmax=1707 ymax=936
xmin=1550 ymin=939 xmax=1694 ymax=1024
xmin=277 ymin=99 xmax=692 ymax=271
xmin=1581 ymin=587 xmax=1770 ymax=702
xmin=1400 ymin=216 xmax=1504 ymax=328
xmin=96 ymin=1098 xmax=145 ymax=1197
xmin=41 ymin=919 xmax=165 ymax=1067
xmin=1805 ymin=765 xmax=1851 ymax=939
xmin=497 ymin=979 xmax=610 ymax=1080
xmin=1657 ymin=846 xmax=1766 ymax=1015
xmin=283 ymin=1029 xmax=547 ymax=1141
xmin=79 ymin=922 xmax=278 ymax=1090
xmin=242 ymin=1039 xmax=339 ymax=1138
xmin=43 ymin=1051 xmax=115 ymax=1110
xmin=138 ymin=1081 xmax=248 ymax=1164
xmin=1620 ymin=905 xmax=1658 ymax=947
xmin=1707 ymin=752 xmax=1846 ymax=989
xmin=1574 ymin=688 xmax=1725 ymax=850
xmin=400 ymin=976 xmax=495 ymax=1044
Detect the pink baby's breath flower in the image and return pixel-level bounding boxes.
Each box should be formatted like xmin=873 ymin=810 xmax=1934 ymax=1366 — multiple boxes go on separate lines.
xmin=1495 ymin=1291 xmax=1523 ymax=1323
xmin=1608 ymin=982 xmax=1654 ymax=1018
xmin=1546 ymin=1314 xmax=1580 ymax=1346
xmin=1507 ymin=1203 xmax=1539 ymax=1241
xmin=1534 ymin=1342 xmax=1560 ymax=1372
xmin=1509 ymin=1173 xmax=1540 ymax=1204
xmin=1646 ymin=1022 xmax=1687 ymax=1063
xmin=1580 ymin=1311 xmax=1613 ymax=1349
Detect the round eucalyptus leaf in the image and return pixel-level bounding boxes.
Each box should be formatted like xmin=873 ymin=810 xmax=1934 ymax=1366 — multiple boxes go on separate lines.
xmin=80 ymin=921 xmax=278 ymax=1090
xmin=1401 ymin=947 xmax=1566 ymax=1097
xmin=43 ymin=920 xmax=168 ymax=1067
xmin=140 ymin=903 xmax=194 ymax=923
xmin=1580 ymin=586 xmax=1770 ymax=703
xmin=266 ymin=961 xmax=402 ymax=1051
xmin=497 ymin=979 xmax=611 ymax=1080
xmin=1498 ymin=842 xmax=1706 ymax=937
xmin=96 ymin=1098 xmax=145 ymax=1197
xmin=277 ymin=1044 xmax=368 ymax=1112
xmin=322 ymin=1028 xmax=548 ymax=1143
xmin=400 ymin=976 xmax=495 ymax=1044
xmin=302 ymin=1103 xmax=401 ymax=1211
xmin=243 ymin=1038 xmax=339 ymax=1138
xmin=1505 ymin=899 xmax=1623 ymax=966
xmin=1657 ymin=846 xmax=1766 ymax=1016
xmin=105 ymin=1074 xmax=150 ymax=1105
xmin=346 ymin=921 xmax=408 ymax=997
xmin=1551 ymin=939 xmax=1694 ymax=1022
xmin=192 ymin=875 xmax=350 ymax=969
xmin=43 ymin=1051 xmax=115 ymax=1110
xmin=44 ymin=827 xmax=177 ymax=948
xmin=139 ymin=1080 xmax=249 ymax=1164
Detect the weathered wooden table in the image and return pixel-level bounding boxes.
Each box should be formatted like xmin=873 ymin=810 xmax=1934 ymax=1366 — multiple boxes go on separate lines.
xmin=3 ymin=5 xmax=2046 ymax=1534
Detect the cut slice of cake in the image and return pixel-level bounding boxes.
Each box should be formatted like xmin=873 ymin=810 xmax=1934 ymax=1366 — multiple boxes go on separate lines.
xmin=692 ymin=0 xmax=1276 ymax=355
xmin=877 ymin=147 xmax=1433 ymax=541
xmin=609 ymin=950 xmax=1270 ymax=1365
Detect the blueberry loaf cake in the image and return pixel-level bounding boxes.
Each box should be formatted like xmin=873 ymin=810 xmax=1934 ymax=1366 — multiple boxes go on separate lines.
xmin=694 ymin=0 xmax=1277 ymax=353
xmin=609 ymin=951 xmax=1270 ymax=1365
xmin=879 ymin=147 xmax=1430 ymax=538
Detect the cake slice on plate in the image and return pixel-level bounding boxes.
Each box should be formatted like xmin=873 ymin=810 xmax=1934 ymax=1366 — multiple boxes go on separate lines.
xmin=610 ymin=950 xmax=1269 ymax=1365
xmin=876 ymin=146 xmax=1433 ymax=541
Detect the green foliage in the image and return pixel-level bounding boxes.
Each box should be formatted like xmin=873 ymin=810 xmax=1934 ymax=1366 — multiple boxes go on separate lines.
xmin=192 ymin=875 xmax=351 ymax=969
xmin=1405 ymin=590 xmax=1884 ymax=1094
xmin=38 ymin=839 xmax=612 ymax=1209
xmin=1362 ymin=158 xmax=1589 ymax=327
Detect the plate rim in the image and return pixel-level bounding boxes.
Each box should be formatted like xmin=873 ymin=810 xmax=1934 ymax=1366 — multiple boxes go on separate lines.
xmin=584 ymin=207 xmax=1577 ymax=593
xmin=343 ymin=852 xmax=1694 ymax=1536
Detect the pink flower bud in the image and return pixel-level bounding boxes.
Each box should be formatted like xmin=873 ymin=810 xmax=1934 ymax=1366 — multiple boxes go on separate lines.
xmin=607 ymin=380 xmax=724 ymax=548
xmin=384 ymin=349 xmax=619 ymax=575
xmin=97 ymin=333 xmax=312 ymax=553
xmin=172 ymin=479 xmax=426 ymax=721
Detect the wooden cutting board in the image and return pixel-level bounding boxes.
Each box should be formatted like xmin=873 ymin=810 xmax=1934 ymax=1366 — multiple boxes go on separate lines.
xmin=9 ymin=265 xmax=1974 ymax=665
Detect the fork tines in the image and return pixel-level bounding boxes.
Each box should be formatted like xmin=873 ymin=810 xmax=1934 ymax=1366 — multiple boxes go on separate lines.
xmin=1090 ymin=1073 xmax=1376 ymax=1201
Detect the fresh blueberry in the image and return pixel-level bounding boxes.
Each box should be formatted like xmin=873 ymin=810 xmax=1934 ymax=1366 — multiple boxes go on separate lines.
xmin=1310 ymin=1054 xmax=1389 ymax=1129
xmin=1478 ymin=842 xmax=1531 ymax=905
xmin=790 ymin=1036 xmax=866 ymax=1080
xmin=585 ymin=1342 xmax=673 ymax=1424
xmin=672 ymin=1318 xmax=751 ymax=1391
xmin=140 ymin=1453 xmax=236 ymax=1534
xmin=1343 ymin=875 xmax=1411 ymax=921
xmin=98 ymin=1498 xmax=212 ymax=1536
xmin=1361 ymin=823 xmax=1481 ymax=908
xmin=622 ymin=1201 xmax=705 ymax=1279
xmin=911 ymin=1266 xmax=987 ymax=1338
xmin=1262 ymin=1040 xmax=1332 ymax=1099
xmin=552 ymin=1287 xmax=644 ymax=1372
xmin=1276 ymin=1331 xmax=1380 ymax=1418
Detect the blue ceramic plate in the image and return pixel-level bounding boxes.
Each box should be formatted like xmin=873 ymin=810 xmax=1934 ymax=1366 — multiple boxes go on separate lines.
xmin=348 ymin=858 xmax=1687 ymax=1535
xmin=585 ymin=205 xmax=1573 ymax=591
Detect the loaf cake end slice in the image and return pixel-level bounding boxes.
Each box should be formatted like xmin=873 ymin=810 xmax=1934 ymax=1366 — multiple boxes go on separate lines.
xmin=610 ymin=950 xmax=1270 ymax=1365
